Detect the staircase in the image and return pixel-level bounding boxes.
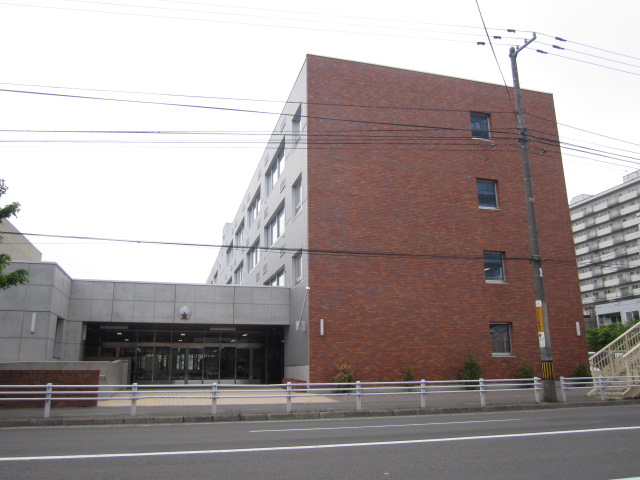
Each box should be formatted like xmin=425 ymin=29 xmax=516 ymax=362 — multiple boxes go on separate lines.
xmin=589 ymin=322 xmax=640 ymax=399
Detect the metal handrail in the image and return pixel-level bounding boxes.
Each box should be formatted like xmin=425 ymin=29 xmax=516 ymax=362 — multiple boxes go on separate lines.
xmin=0 ymin=377 xmax=547 ymax=418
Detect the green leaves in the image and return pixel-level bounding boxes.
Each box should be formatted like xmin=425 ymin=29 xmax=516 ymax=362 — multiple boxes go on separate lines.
xmin=0 ymin=179 xmax=29 ymax=290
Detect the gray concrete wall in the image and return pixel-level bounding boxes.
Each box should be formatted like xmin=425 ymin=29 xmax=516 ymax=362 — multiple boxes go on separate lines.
xmin=0 ymin=262 xmax=72 ymax=362
xmin=68 ymin=281 xmax=289 ymax=326
xmin=0 ymin=219 xmax=42 ymax=262
xmin=0 ymin=262 xmax=290 ymax=365
xmin=207 ymin=59 xmax=311 ymax=380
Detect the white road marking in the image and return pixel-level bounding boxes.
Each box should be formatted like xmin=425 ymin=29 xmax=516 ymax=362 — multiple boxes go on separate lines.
xmin=1 ymin=425 xmax=639 ymax=462
xmin=250 ymin=418 xmax=522 ymax=433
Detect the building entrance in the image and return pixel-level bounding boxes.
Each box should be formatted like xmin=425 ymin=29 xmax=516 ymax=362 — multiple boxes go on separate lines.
xmin=84 ymin=324 xmax=284 ymax=384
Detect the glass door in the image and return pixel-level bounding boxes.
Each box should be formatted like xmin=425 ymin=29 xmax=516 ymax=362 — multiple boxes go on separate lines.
xmin=169 ymin=347 xmax=187 ymax=382
xmin=203 ymin=347 xmax=220 ymax=381
xmin=187 ymin=348 xmax=204 ymax=382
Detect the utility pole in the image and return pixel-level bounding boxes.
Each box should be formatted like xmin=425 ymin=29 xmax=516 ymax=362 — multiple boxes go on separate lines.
xmin=510 ymin=33 xmax=557 ymax=402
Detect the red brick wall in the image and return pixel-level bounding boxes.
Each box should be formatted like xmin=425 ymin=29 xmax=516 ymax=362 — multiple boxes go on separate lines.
xmin=304 ymin=55 xmax=587 ymax=383
xmin=0 ymin=370 xmax=99 ymax=408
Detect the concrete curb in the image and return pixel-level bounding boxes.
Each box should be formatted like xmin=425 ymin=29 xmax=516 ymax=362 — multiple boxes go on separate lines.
xmin=2 ymin=399 xmax=640 ymax=428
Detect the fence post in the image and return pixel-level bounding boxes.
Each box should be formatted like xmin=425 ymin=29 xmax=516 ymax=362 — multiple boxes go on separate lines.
xmin=211 ymin=383 xmax=218 ymax=415
xmin=286 ymin=382 xmax=292 ymax=414
xmin=43 ymin=383 xmax=53 ymax=419
xmin=131 ymin=383 xmax=138 ymax=417
xmin=355 ymin=381 xmax=362 ymax=411
xmin=420 ymin=379 xmax=427 ymax=408
xmin=598 ymin=376 xmax=606 ymax=401
xmin=534 ymin=377 xmax=542 ymax=404
xmin=479 ymin=378 xmax=486 ymax=407
xmin=559 ymin=377 xmax=566 ymax=403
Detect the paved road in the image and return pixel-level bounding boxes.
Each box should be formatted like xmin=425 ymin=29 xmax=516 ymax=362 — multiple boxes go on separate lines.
xmin=1 ymin=404 xmax=639 ymax=479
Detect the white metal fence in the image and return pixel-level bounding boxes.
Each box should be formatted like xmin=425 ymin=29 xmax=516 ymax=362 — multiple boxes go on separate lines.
xmin=1 ymin=376 xmax=638 ymax=419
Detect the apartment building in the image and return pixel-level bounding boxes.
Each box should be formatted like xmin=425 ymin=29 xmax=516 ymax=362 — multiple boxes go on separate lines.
xmin=209 ymin=55 xmax=587 ymax=383
xmin=570 ymin=170 xmax=640 ymax=327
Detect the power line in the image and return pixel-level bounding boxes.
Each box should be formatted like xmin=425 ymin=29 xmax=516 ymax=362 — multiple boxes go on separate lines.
xmin=0 ymin=230 xmax=570 ymax=265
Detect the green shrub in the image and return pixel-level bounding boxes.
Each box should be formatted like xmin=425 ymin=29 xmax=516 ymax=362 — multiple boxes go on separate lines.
xmin=517 ymin=360 xmax=536 ymax=388
xmin=402 ymin=365 xmax=416 ymax=390
xmin=587 ymin=320 xmax=638 ymax=352
xmin=334 ymin=360 xmax=355 ymax=393
xmin=572 ymin=363 xmax=589 ymax=378
xmin=402 ymin=365 xmax=415 ymax=383
xmin=460 ymin=350 xmax=482 ymax=389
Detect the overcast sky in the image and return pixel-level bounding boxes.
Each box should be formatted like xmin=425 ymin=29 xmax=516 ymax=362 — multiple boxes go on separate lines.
xmin=1 ymin=0 xmax=639 ymax=284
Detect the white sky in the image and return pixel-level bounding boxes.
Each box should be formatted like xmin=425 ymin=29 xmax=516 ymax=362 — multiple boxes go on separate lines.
xmin=1 ymin=0 xmax=639 ymax=283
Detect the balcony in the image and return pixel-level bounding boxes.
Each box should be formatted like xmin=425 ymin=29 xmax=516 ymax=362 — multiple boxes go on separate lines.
xmin=571 ymin=209 xmax=586 ymax=220
xmin=619 ymin=190 xmax=638 ymax=203
xmin=623 ymin=216 xmax=640 ymax=229
xmin=625 ymin=231 xmax=640 ymax=242
xmin=579 ymin=269 xmax=603 ymax=280
xmin=621 ymin=203 xmax=640 ymax=216
xmin=604 ymin=277 xmax=628 ymax=288
xmin=599 ymin=239 xmax=614 ymax=249
xmin=593 ymin=202 xmax=608 ymax=213
xmin=595 ymin=214 xmax=611 ymax=225
xmin=596 ymin=226 xmax=613 ymax=237
xmin=606 ymin=291 xmax=622 ymax=301
xmin=580 ymin=283 xmax=599 ymax=292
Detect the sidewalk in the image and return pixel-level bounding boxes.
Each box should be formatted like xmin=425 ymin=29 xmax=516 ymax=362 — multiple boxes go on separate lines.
xmin=2 ymin=386 xmax=636 ymax=427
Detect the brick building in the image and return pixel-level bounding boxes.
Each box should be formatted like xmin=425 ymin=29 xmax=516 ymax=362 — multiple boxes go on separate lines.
xmin=209 ymin=55 xmax=588 ymax=383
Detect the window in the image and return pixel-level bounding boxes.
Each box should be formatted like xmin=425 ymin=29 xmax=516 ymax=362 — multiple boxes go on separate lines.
xmin=247 ymin=241 xmax=260 ymax=272
xmin=626 ymin=311 xmax=640 ymax=322
xmin=266 ymin=207 xmax=285 ymax=247
xmin=235 ymin=221 xmax=245 ymax=245
xmin=471 ymin=113 xmax=490 ymax=140
xmin=293 ymin=251 xmax=302 ymax=283
xmin=234 ymin=262 xmax=244 ymax=284
xmin=53 ymin=317 xmax=65 ymax=359
xmin=477 ymin=179 xmax=498 ymax=208
xmin=267 ymin=269 xmax=285 ymax=286
xmin=484 ymin=251 xmax=505 ymax=282
xmin=266 ymin=144 xmax=285 ymax=194
xmin=292 ymin=105 xmax=302 ymax=142
xmin=248 ymin=192 xmax=261 ymax=226
xmin=490 ymin=323 xmax=512 ymax=355
xmin=226 ymin=242 xmax=233 ymax=265
xmin=292 ymin=177 xmax=302 ymax=214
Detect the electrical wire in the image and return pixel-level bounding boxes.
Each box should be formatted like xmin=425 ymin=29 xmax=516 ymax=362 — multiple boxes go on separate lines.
xmin=0 ymin=230 xmax=573 ymax=265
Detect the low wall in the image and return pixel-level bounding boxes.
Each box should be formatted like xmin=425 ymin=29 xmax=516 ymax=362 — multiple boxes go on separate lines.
xmin=0 ymin=369 xmax=99 ymax=408
xmin=0 ymin=360 xmax=129 ymax=385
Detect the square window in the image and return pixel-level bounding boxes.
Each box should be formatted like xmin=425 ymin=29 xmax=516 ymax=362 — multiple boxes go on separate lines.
xmin=292 ymin=177 xmax=302 ymax=214
xmin=293 ymin=251 xmax=302 ymax=283
xmin=484 ymin=251 xmax=505 ymax=281
xmin=266 ymin=269 xmax=285 ymax=287
xmin=248 ymin=191 xmax=261 ymax=226
xmin=235 ymin=220 xmax=245 ymax=245
xmin=477 ymin=179 xmax=498 ymax=208
xmin=266 ymin=144 xmax=285 ymax=195
xmin=247 ymin=240 xmax=260 ymax=272
xmin=292 ymin=105 xmax=302 ymax=142
xmin=234 ymin=262 xmax=244 ymax=284
xmin=471 ymin=113 xmax=490 ymax=140
xmin=490 ymin=323 xmax=512 ymax=355
xmin=266 ymin=207 xmax=285 ymax=248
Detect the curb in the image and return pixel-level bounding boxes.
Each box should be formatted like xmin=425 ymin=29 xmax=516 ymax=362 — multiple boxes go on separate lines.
xmin=2 ymin=399 xmax=640 ymax=428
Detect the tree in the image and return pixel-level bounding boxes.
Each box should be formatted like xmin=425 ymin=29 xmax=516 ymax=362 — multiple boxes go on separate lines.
xmin=587 ymin=320 xmax=639 ymax=352
xmin=0 ymin=179 xmax=29 ymax=289
xmin=460 ymin=349 xmax=482 ymax=388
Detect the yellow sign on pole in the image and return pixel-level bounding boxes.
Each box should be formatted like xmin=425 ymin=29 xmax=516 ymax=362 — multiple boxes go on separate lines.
xmin=536 ymin=306 xmax=545 ymax=333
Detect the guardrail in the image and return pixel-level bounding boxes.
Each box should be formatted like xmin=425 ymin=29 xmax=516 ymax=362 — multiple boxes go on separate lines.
xmin=559 ymin=375 xmax=640 ymax=401
xmin=1 ymin=377 xmax=544 ymax=418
